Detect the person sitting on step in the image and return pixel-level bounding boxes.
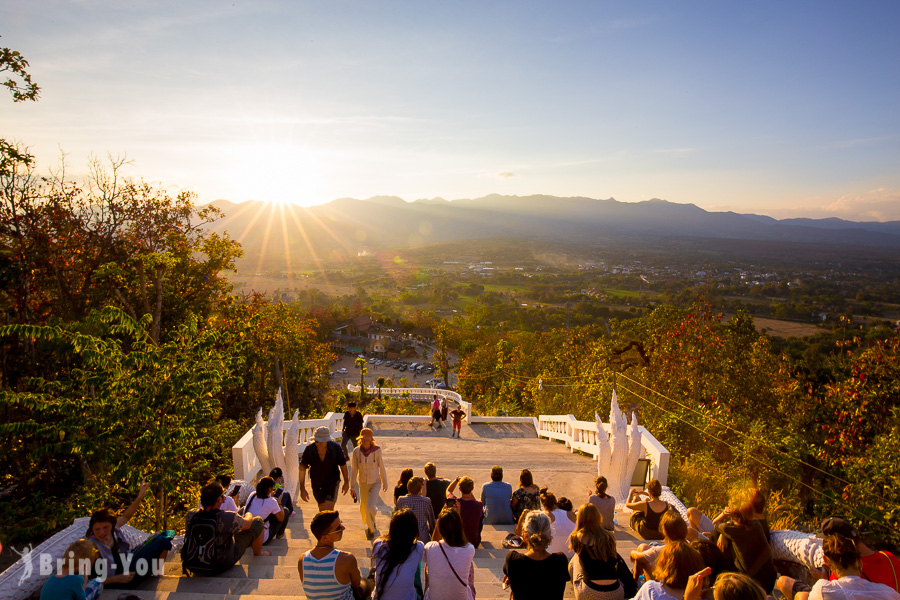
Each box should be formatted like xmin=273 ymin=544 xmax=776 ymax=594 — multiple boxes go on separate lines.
xmin=182 ymin=482 xmax=267 ymax=576
xmin=396 ymin=476 xmax=437 ymax=543
xmin=625 ymin=479 xmax=669 ymax=541
xmin=631 ymin=509 xmax=689 ymax=582
xmin=243 ymin=476 xmax=288 ymax=543
xmin=299 ymin=510 xmax=374 ymax=600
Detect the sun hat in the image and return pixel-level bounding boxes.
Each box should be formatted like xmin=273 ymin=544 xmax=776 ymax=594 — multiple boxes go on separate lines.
xmin=314 ymin=426 xmax=332 ymax=443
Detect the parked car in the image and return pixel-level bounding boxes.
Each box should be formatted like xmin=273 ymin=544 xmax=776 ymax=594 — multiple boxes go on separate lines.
xmin=385 ymin=360 xmax=393 ymax=366
xmin=337 ymin=368 xmax=348 ymax=374
xmin=398 ymin=365 xmax=407 ymax=371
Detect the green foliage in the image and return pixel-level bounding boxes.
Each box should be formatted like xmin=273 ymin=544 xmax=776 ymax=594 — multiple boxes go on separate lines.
xmin=0 ymin=40 xmax=39 ymax=102
xmin=0 ymin=307 xmax=248 ymax=535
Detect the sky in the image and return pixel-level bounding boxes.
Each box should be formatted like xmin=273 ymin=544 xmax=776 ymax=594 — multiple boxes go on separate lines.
xmin=4 ymin=1 xmax=900 ymax=221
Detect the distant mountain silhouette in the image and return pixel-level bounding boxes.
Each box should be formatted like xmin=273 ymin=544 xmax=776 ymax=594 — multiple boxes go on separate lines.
xmin=203 ymin=195 xmax=900 ymax=269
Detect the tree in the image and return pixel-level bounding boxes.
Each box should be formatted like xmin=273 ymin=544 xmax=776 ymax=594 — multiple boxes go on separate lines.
xmin=0 ymin=39 xmax=40 ymax=102
xmin=434 ymin=322 xmax=452 ymax=388
xmin=355 ymin=357 xmax=367 ymax=404
xmin=376 ymin=376 xmax=386 ymax=399
xmin=0 ymin=307 xmax=247 ymax=533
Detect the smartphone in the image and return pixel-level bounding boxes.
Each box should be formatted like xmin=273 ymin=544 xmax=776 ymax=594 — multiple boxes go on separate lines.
xmin=231 ymin=485 xmax=242 ymax=496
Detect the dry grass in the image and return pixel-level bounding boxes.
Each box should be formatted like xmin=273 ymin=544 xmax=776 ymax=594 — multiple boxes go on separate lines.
xmin=753 ymin=317 xmax=821 ymax=338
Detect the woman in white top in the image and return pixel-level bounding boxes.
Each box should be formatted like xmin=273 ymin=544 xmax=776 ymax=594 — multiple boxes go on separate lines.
xmin=539 ymin=488 xmax=576 ymax=559
xmin=423 ymin=508 xmax=476 ymax=600
xmin=350 ymin=427 xmax=388 ymax=540
xmin=245 ymin=476 xmax=285 ymax=544
xmin=808 ymin=534 xmax=900 ymax=600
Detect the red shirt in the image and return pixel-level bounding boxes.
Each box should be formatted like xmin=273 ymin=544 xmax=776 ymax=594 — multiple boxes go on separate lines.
xmin=829 ymin=551 xmax=900 ymax=592
xmin=862 ymin=551 xmax=900 ymax=592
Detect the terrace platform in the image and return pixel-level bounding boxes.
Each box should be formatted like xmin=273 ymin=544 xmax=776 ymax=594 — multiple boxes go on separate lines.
xmin=103 ymin=420 xmax=643 ymax=600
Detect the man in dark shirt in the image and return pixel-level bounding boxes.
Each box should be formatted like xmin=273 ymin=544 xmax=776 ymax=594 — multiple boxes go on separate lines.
xmin=341 ymin=401 xmax=364 ymax=459
xmin=299 ymin=427 xmax=350 ymax=511
xmin=424 ymin=461 xmax=451 ymax=519
xmin=182 ymin=482 xmax=267 ymax=575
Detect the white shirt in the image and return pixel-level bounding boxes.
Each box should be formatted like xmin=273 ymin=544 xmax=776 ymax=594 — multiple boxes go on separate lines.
xmin=423 ymin=541 xmax=475 ymax=600
xmin=246 ymin=495 xmax=281 ymax=543
xmin=548 ymin=509 xmax=575 ymax=559
xmin=810 ymin=575 xmax=900 ymax=600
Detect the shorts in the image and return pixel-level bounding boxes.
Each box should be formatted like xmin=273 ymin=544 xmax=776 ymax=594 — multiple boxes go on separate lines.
xmin=453 ymin=421 xmax=462 ymax=431
xmin=792 ymin=580 xmax=812 ymax=595
xmin=313 ymin=480 xmax=341 ymax=504
xmin=233 ymin=517 xmax=265 ymax=559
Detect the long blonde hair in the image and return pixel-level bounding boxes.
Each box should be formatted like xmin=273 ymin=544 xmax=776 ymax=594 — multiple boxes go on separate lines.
xmin=569 ymin=503 xmax=616 ymax=562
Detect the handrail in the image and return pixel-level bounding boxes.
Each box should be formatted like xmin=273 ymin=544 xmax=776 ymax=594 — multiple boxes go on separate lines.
xmin=234 ymin=393 xmax=665 ymax=485
xmin=536 ymin=414 xmax=670 ymax=485
xmin=346 ymin=385 xmax=472 ymax=422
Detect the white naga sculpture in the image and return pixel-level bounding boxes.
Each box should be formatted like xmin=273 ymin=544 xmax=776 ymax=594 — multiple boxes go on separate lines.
xmin=595 ymin=390 xmax=643 ymax=507
xmin=284 ymin=410 xmax=301 ymax=501
xmin=249 ymin=389 xmax=302 ymax=501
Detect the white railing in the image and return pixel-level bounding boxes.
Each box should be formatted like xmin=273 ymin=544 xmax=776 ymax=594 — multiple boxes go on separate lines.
xmin=233 ymin=412 xmax=342 ymax=481
xmin=347 ymin=385 xmax=472 ymax=422
xmin=234 ymin=394 xmax=665 ymax=485
xmin=537 ymin=414 xmax=670 ymax=485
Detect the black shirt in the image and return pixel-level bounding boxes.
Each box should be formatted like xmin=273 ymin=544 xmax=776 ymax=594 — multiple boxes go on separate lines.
xmin=715 ymin=519 xmax=777 ymax=593
xmin=425 ymin=477 xmax=451 ymax=518
xmin=578 ymin=549 xmax=619 ymax=580
xmin=342 ymin=411 xmax=364 ymax=439
xmin=300 ymin=441 xmax=346 ymax=487
xmin=503 ymin=551 xmax=570 ymax=600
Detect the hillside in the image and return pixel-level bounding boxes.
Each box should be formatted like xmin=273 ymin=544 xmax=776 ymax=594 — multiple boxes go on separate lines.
xmin=200 ymin=195 xmax=900 ymax=271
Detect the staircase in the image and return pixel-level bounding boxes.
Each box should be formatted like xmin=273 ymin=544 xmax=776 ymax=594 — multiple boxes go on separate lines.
xmin=101 ymin=421 xmax=642 ymax=600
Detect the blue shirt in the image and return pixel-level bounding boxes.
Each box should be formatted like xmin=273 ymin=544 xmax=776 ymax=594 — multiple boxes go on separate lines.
xmin=41 ymin=575 xmax=103 ymax=600
xmin=481 ymin=481 xmax=514 ymax=525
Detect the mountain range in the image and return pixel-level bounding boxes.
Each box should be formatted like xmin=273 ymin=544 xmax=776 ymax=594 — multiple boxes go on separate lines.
xmin=203 ymin=195 xmax=900 ymax=269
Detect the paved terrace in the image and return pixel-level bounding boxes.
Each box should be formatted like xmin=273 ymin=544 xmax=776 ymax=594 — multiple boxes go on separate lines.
xmin=102 ymin=420 xmax=643 ymax=600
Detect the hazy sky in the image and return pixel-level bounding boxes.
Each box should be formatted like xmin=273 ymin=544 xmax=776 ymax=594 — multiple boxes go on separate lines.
xmin=4 ymin=1 xmax=900 ymax=220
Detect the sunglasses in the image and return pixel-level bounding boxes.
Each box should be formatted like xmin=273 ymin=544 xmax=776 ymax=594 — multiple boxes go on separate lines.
xmin=329 ymin=524 xmax=346 ymax=535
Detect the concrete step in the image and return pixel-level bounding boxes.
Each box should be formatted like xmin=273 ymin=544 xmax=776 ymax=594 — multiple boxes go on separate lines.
xmin=100 ymin=428 xmax=638 ymax=599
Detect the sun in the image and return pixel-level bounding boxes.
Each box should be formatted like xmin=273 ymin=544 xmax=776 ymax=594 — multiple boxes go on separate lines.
xmin=227 ymin=142 xmax=328 ymax=206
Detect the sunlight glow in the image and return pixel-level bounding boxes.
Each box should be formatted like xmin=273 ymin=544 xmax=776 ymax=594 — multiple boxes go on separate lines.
xmin=228 ymin=143 xmax=328 ymax=206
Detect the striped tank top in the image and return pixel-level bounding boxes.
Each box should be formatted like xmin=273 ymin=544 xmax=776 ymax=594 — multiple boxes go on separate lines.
xmin=302 ymin=548 xmax=353 ymax=600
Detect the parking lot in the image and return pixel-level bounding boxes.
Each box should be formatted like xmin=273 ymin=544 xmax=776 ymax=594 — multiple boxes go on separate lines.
xmin=328 ymin=353 xmax=446 ymax=390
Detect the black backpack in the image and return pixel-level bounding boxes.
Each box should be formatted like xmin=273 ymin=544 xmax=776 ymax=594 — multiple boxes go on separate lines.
xmin=182 ymin=509 xmax=222 ymax=575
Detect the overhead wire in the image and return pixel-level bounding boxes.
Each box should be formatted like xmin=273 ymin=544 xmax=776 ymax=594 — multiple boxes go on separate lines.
xmin=613 ymin=379 xmax=879 ymax=523
xmin=615 ymin=371 xmax=860 ymax=492
xmin=457 ymin=365 xmax=891 ymax=513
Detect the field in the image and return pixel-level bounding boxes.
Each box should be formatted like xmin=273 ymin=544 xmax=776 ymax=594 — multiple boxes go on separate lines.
xmin=227 ymin=275 xmax=357 ymax=297
xmin=751 ymin=317 xmax=821 ymax=337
